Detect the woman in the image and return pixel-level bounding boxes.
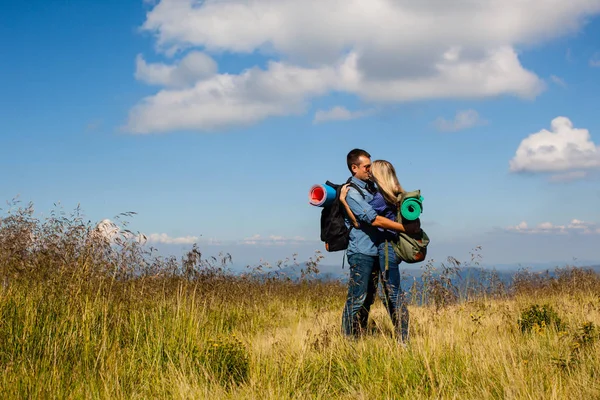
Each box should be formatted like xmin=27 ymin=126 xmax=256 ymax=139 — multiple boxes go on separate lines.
xmin=340 ymin=160 xmax=411 ymax=344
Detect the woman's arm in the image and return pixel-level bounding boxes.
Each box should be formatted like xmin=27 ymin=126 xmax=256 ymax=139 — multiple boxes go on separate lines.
xmin=340 ymin=184 xmax=359 ymax=228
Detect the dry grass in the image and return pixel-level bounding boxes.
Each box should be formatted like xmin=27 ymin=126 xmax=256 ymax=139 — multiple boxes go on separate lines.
xmin=1 ymin=200 xmax=599 ymax=399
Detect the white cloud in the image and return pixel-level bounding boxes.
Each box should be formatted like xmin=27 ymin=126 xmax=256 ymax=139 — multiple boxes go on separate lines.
xmin=91 ymin=219 xmax=147 ymax=244
xmin=135 ymin=51 xmax=217 ymax=88
xmin=550 ymin=75 xmax=567 ymax=87
xmin=548 ymin=171 xmax=588 ymax=183
xmin=590 ymin=53 xmax=600 ymax=67
xmin=91 ymin=220 xmax=212 ymax=246
xmin=240 ymin=234 xmax=312 ymax=246
xmin=509 ymin=117 xmax=600 ymax=178
xmin=85 ymin=119 xmax=102 ymax=132
xmin=566 ymin=48 xmax=574 ymax=63
xmin=123 ymin=0 xmax=600 ymax=133
xmin=126 ymin=60 xmax=337 ymax=133
xmin=146 ymin=233 xmax=200 ymax=245
xmin=125 ymin=48 xmax=543 ymax=133
xmin=506 ymin=219 xmax=600 ymax=235
xmin=92 ymin=219 xmax=121 ymax=241
xmin=141 ymin=0 xmax=600 ymax=61
xmin=313 ymin=106 xmax=374 ymax=124
xmin=434 ymin=109 xmax=487 ymax=132
xmin=92 ymin=223 xmax=313 ymax=248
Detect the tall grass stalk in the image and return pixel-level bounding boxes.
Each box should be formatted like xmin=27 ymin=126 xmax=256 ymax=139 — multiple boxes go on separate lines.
xmin=1 ymin=201 xmax=599 ymax=399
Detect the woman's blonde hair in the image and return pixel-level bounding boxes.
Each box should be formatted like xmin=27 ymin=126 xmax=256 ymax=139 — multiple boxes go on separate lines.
xmin=370 ymin=160 xmax=404 ymax=205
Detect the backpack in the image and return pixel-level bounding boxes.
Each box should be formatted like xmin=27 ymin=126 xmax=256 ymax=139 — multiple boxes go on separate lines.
xmin=390 ymin=228 xmax=430 ymax=264
xmin=388 ymin=190 xmax=430 ymax=264
xmin=320 ymin=178 xmax=365 ymax=252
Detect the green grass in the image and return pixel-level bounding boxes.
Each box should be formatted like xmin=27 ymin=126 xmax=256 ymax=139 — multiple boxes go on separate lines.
xmin=1 ymin=276 xmax=599 ymax=399
xmin=1 ymin=201 xmax=599 ymax=398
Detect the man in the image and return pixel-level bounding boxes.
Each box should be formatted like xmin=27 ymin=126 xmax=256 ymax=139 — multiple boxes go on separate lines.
xmin=341 ymin=148 xmax=413 ymax=338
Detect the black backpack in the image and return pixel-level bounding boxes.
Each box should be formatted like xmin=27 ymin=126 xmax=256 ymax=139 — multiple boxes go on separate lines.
xmin=320 ymin=178 xmax=365 ymax=252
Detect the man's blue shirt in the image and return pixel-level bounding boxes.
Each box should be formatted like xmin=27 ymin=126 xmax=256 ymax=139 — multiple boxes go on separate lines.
xmin=344 ymin=176 xmax=380 ymax=256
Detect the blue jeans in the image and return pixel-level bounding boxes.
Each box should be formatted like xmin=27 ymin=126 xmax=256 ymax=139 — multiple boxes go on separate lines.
xmin=342 ymin=253 xmax=380 ymax=337
xmin=378 ymin=241 xmax=410 ymax=342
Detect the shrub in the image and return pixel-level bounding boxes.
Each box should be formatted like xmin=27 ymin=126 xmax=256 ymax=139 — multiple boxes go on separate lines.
xmin=201 ymin=335 xmax=250 ymax=387
xmin=571 ymin=321 xmax=597 ymax=352
xmin=517 ymin=303 xmax=565 ymax=333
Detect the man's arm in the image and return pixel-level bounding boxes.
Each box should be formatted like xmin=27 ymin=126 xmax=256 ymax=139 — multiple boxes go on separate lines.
xmin=372 ymin=215 xmax=410 ymax=232
xmin=344 ymin=187 xmax=378 ymax=225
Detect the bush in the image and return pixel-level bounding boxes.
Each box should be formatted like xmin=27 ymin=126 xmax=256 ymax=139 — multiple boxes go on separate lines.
xmin=201 ymin=335 xmax=250 ymax=387
xmin=518 ymin=303 xmax=565 ymax=333
xmin=571 ymin=322 xmax=597 ymax=352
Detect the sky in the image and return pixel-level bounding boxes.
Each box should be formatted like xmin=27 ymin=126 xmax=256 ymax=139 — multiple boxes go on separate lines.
xmin=1 ymin=0 xmax=600 ymax=270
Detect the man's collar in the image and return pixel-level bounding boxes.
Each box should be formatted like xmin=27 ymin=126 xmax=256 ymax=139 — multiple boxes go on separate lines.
xmin=350 ymin=176 xmax=367 ymax=188
xmin=350 ymin=176 xmax=376 ymax=193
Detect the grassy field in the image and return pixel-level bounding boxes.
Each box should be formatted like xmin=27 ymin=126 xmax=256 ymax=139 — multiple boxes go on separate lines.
xmin=1 ymin=202 xmax=599 ymax=399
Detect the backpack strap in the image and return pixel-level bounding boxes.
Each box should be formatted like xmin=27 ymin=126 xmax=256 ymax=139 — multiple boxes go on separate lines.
xmin=338 ymin=179 xmax=366 ymax=231
xmin=323 ymin=177 xmax=366 ymax=199
xmin=344 ymin=177 xmax=366 ymax=199
xmin=385 ymin=239 xmax=389 ymax=271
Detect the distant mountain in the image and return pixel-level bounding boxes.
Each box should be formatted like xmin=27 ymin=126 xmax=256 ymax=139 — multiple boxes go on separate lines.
xmin=479 ymin=261 xmax=600 ymax=272
xmin=254 ymin=260 xmax=600 ymax=287
xmin=245 ymin=260 xmax=600 ymax=306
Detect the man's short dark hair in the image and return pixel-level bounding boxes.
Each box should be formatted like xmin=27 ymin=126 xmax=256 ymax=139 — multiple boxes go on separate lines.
xmin=347 ymin=148 xmax=371 ymax=172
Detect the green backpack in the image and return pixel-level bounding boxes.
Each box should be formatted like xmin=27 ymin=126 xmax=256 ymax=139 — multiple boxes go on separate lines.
xmin=385 ymin=190 xmax=430 ymax=266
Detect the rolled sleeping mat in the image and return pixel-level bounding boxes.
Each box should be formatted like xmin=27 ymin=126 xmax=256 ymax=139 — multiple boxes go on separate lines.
xmin=309 ymin=183 xmax=337 ymax=207
xmin=400 ymin=197 xmax=423 ymax=221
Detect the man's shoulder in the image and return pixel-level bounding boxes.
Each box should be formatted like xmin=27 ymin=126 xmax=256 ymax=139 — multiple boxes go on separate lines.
xmin=346 ymin=185 xmax=367 ymax=201
xmin=346 ymin=177 xmax=367 ymax=198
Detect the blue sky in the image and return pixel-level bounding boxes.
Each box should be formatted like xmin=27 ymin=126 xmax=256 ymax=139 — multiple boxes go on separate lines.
xmin=2 ymin=0 xmax=600 ymax=270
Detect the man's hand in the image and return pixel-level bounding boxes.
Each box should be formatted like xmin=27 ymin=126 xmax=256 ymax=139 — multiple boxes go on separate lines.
xmin=403 ymin=219 xmax=421 ymax=234
xmin=372 ymin=215 xmax=422 ymax=234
